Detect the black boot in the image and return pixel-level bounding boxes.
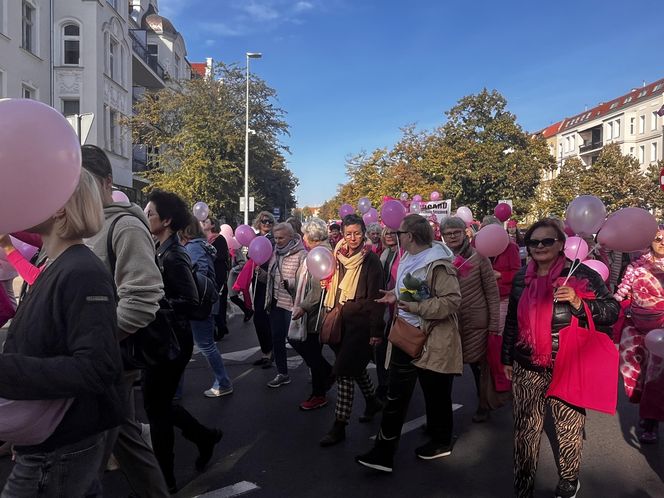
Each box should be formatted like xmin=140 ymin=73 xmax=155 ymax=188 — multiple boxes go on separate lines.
xmin=359 ymin=396 xmax=384 ymax=423
xmin=355 ymin=436 xmax=396 ymax=473
xmin=195 ymin=428 xmax=223 ymax=471
xmin=320 ymin=419 xmax=347 ymax=447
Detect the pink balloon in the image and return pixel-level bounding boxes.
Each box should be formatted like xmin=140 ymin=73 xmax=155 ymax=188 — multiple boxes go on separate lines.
xmin=193 ymin=201 xmax=209 ymax=222
xmin=564 ymin=236 xmax=589 ymax=261
xmin=412 ymin=194 xmax=422 ymax=203
xmin=220 ymin=224 xmax=234 ymax=240
xmin=0 ymin=99 xmax=82 ymax=233
xmin=112 ymin=190 xmax=130 ymax=203
xmin=430 ymin=191 xmax=441 ymax=201
xmin=566 ymin=195 xmax=606 ymax=236
xmin=248 ymin=236 xmax=273 ymax=265
xmin=410 ymin=201 xmax=422 ymax=214
xmin=399 ymin=192 xmax=409 ymax=202
xmin=339 ymin=203 xmax=354 ymax=218
xmin=645 ymin=329 xmax=664 ymax=357
xmin=363 ymin=207 xmax=378 ymax=225
xmin=358 ymin=197 xmax=372 ymax=214
xmin=381 ymin=200 xmax=407 ymax=229
xmin=229 ymin=236 xmax=241 ymax=251
xmin=9 ymin=236 xmax=38 ymax=261
xmin=494 ymin=203 xmax=512 ymax=222
xmin=456 ymin=206 xmax=473 ymax=224
xmin=581 ymin=259 xmax=609 ymax=282
xmin=597 ymin=207 xmax=658 ymax=252
xmin=306 ymin=246 xmax=336 ymax=280
xmin=563 ymin=219 xmax=576 ymax=237
xmin=234 ymin=224 xmax=256 ymax=247
xmin=475 ymin=224 xmax=510 ymax=257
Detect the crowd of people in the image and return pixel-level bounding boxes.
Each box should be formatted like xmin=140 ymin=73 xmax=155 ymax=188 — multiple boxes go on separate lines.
xmin=0 ymin=146 xmax=662 ymax=498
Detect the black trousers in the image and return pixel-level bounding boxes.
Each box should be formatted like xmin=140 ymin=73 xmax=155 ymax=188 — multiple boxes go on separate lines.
xmin=252 ymin=282 xmax=272 ymax=355
xmin=289 ymin=333 xmax=332 ymax=396
xmin=379 ymin=346 xmax=454 ymax=445
xmin=215 ymin=278 xmax=229 ymax=334
xmin=142 ymin=323 xmax=213 ymax=488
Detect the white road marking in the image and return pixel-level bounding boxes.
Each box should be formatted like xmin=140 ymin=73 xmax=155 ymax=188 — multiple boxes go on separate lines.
xmin=222 ymin=346 xmax=261 ymax=362
xmin=370 ymin=404 xmax=463 ymax=440
xmin=195 ymin=481 xmax=260 ymax=498
xmin=286 ymin=356 xmax=304 ymax=369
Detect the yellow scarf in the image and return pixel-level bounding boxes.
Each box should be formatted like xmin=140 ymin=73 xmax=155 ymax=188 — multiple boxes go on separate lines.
xmin=324 ymin=239 xmax=368 ymax=309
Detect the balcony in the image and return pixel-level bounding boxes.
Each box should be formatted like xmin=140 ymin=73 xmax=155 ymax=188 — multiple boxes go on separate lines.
xmin=579 ymin=141 xmax=603 ymax=154
xmin=129 ymin=30 xmax=166 ymax=89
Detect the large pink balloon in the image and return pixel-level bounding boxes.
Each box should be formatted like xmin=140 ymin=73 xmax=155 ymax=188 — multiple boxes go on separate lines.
xmin=597 ymin=207 xmax=658 ymax=252
xmin=112 ymin=190 xmax=130 ymax=203
xmin=430 ymin=191 xmax=441 ymax=201
xmin=193 ymin=202 xmax=209 ymax=222
xmin=456 ymin=206 xmax=473 ymax=224
xmin=564 ymin=236 xmax=589 ymax=261
xmin=339 ymin=203 xmax=354 ymax=218
xmin=235 ymin=224 xmax=256 ymax=247
xmin=9 ymin=236 xmax=38 ymax=261
xmin=566 ymin=195 xmax=606 ymax=236
xmin=645 ymin=329 xmax=664 ymax=357
xmin=357 ymin=197 xmax=372 ymax=215
xmin=363 ymin=207 xmax=378 ymax=225
xmin=306 ymin=246 xmax=336 ymax=280
xmin=248 ymin=236 xmax=273 ymax=265
xmin=229 ymin=236 xmax=241 ymax=251
xmin=0 ymin=99 xmax=81 ymax=233
xmin=381 ymin=200 xmax=407 ymax=229
xmin=475 ymin=224 xmax=510 ymax=257
xmin=494 ymin=203 xmax=512 ymax=222
xmin=581 ymin=259 xmax=609 ymax=282
xmin=220 ymin=224 xmax=234 ymax=240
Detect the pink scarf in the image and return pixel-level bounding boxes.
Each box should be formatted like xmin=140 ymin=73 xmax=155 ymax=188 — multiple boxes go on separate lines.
xmin=517 ymin=255 xmax=565 ymax=367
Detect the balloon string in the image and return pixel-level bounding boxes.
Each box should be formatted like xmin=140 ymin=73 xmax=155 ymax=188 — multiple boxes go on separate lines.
xmin=456 ymin=252 xmax=475 ymax=270
xmin=315 ymin=288 xmax=326 ymax=332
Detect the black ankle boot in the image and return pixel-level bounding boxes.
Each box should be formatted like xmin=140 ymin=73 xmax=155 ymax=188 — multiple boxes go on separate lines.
xmin=195 ymin=428 xmax=223 ymax=471
xmin=359 ymin=396 xmax=384 ymax=423
xmin=355 ymin=436 xmax=396 ymax=473
xmin=320 ymin=419 xmax=347 ymax=447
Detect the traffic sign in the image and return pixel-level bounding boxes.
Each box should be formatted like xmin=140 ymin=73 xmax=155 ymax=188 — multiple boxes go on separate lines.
xmin=239 ymin=197 xmax=255 ymax=212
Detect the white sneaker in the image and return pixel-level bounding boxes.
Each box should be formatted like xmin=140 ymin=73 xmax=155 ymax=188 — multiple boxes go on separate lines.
xmin=204 ymin=386 xmax=234 ymax=398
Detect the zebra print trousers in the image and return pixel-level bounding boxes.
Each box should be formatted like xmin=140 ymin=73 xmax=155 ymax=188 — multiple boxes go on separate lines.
xmin=512 ymin=363 xmax=585 ymax=498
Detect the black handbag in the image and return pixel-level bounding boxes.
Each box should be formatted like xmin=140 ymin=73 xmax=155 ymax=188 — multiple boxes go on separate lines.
xmin=107 ymin=213 xmax=181 ymax=369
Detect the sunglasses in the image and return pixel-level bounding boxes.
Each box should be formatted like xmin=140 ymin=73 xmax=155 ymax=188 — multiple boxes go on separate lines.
xmin=260 ymin=219 xmax=274 ymax=225
xmin=442 ymin=230 xmax=464 ymax=238
xmin=654 ymin=235 xmax=664 ymax=243
xmin=527 ymin=238 xmax=558 ymax=248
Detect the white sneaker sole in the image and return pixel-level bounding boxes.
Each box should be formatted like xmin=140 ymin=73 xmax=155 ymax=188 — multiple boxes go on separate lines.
xmin=267 ymin=379 xmax=291 ymax=388
xmin=356 ymin=459 xmax=393 ymax=473
xmin=416 ymin=450 xmax=452 ymax=460
xmin=204 ymin=389 xmax=234 ymax=398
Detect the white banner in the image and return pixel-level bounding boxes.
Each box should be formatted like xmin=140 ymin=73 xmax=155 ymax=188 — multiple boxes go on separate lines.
xmin=498 ymin=199 xmax=513 ymax=208
xmin=420 ymin=199 xmax=452 ymax=220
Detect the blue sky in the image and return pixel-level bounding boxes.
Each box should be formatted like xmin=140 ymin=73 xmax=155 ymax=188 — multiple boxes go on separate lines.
xmin=159 ymin=0 xmax=664 ymax=207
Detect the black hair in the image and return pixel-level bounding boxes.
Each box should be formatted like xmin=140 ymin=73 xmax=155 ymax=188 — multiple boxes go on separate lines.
xmin=286 ymin=216 xmax=303 ymax=236
xmin=342 ymin=214 xmax=366 ymax=233
xmin=81 ymin=145 xmax=113 ymax=179
xmin=329 ymin=223 xmax=341 ymax=231
xmin=147 ymin=190 xmax=191 ymax=232
xmin=210 ymin=217 xmax=221 ymax=233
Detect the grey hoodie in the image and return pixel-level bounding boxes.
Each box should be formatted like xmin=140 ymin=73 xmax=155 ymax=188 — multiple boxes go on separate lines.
xmin=85 ymin=202 xmax=165 ymax=334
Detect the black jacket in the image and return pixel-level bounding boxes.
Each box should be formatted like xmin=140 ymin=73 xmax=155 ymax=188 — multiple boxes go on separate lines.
xmin=501 ymin=263 xmax=619 ymax=371
xmin=210 ymin=234 xmax=230 ymax=289
xmin=0 ymin=245 xmax=123 ymax=452
xmin=156 ymin=234 xmax=199 ymax=320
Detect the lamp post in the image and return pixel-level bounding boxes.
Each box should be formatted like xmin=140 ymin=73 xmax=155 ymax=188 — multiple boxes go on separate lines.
xmin=244 ymin=52 xmax=262 ymax=225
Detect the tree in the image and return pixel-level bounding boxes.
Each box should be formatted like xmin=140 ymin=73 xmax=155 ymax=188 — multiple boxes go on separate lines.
xmin=538 ymin=157 xmax=585 ymax=217
xmin=130 ymin=62 xmax=297 ymax=223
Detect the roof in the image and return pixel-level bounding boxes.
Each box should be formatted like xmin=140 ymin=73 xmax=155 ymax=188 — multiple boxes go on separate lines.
xmin=190 ymin=62 xmax=206 ymax=78
xmin=559 ymin=77 xmax=664 ymax=133
xmin=536 ymin=120 xmax=564 ymax=139
xmin=141 ymin=4 xmax=178 ymax=37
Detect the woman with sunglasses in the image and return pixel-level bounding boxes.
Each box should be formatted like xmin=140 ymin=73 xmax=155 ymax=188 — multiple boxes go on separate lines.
xmin=501 ymin=218 xmax=619 ymax=498
xmin=319 ymin=214 xmax=385 ymax=447
xmin=614 ymin=226 xmax=664 ymax=444
xmin=251 ymin=211 xmax=276 ymax=367
xmin=440 ymin=216 xmax=500 ymax=423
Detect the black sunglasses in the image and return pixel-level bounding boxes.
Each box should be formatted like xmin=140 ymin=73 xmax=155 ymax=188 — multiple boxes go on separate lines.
xmin=260 ymin=219 xmax=274 ymax=225
xmin=654 ymin=235 xmax=664 ymax=243
xmin=527 ymin=238 xmax=558 ymax=248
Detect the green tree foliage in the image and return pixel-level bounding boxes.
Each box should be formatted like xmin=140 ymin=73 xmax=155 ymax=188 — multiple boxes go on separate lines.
xmin=538 ymin=157 xmax=585 ymax=217
xmin=130 ymin=62 xmax=297 ymax=223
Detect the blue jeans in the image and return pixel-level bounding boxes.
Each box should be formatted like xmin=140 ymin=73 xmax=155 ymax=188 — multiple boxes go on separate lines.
xmin=190 ymin=316 xmax=232 ymax=390
xmin=269 ymin=304 xmax=292 ymax=375
xmin=2 ymin=434 xmax=105 ymax=498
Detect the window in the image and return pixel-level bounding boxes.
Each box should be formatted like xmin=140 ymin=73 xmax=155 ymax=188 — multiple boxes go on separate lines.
xmin=630 ymin=117 xmax=635 ymax=134
xmin=0 ymin=0 xmax=5 ymax=35
xmin=22 ymin=84 xmax=34 ymax=99
xmin=638 ymin=90 xmax=648 ymax=98
xmin=22 ymin=1 xmax=35 ymax=53
xmin=107 ymin=0 xmax=117 ymax=10
xmin=652 ymin=111 xmax=658 ymax=131
xmin=639 ymin=145 xmax=645 ymax=164
xmin=62 ymin=99 xmax=79 ymax=116
xmin=652 ymin=143 xmax=658 ymax=163
xmin=653 ymin=83 xmax=664 ymax=92
xmin=639 ymin=115 xmax=645 ymax=134
xmin=629 ymin=146 xmax=635 ymax=157
xmin=63 ymin=24 xmax=80 ymax=65
xmin=564 ymin=136 xmax=569 ymax=152
xmin=606 ymin=122 xmax=613 ymax=140
xmin=110 ymin=109 xmax=119 ymax=153
xmin=614 ymin=119 xmax=620 ymax=138
xmin=570 ymin=135 xmax=575 ymax=151
xmin=109 ymin=38 xmax=118 ymax=80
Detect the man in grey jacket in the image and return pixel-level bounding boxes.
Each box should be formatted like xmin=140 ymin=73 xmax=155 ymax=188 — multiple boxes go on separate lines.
xmin=82 ymin=145 xmax=170 ymax=497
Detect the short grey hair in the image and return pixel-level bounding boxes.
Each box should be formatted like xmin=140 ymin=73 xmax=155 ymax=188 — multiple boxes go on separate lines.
xmin=366 ymin=222 xmax=382 ymax=234
xmin=440 ymin=216 xmax=467 ymax=232
xmin=272 ymin=222 xmax=295 ymax=237
xmin=302 ymin=218 xmax=328 ymax=242
xmin=481 ymin=215 xmax=501 ymax=227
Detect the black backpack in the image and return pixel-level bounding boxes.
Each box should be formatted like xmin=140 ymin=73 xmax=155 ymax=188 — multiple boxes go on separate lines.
xmin=189 ymin=265 xmax=219 ymax=321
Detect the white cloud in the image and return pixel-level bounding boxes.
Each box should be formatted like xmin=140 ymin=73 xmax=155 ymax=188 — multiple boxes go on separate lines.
xmin=205 ymin=39 xmax=216 ymax=47
xmin=294 ymin=1 xmax=314 ymax=12
xmin=200 ymin=22 xmax=248 ymax=37
xmin=243 ymin=2 xmax=280 ymax=21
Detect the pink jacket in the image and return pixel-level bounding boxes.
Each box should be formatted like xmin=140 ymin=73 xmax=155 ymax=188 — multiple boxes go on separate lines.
xmin=492 ymin=242 xmax=521 ymax=299
xmin=233 ymin=259 xmax=256 ymax=310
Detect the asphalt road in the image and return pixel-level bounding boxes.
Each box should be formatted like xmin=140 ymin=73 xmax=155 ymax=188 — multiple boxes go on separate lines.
xmin=1 ymin=313 xmax=663 ymax=497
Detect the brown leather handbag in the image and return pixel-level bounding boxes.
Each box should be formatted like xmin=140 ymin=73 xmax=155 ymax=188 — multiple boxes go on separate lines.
xmin=388 ymin=311 xmax=427 ymax=358
xmin=320 ymin=305 xmax=343 ymax=344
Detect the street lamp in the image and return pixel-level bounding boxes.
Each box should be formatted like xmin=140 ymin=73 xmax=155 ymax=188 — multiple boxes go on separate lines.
xmin=244 ymin=52 xmax=262 ymax=225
